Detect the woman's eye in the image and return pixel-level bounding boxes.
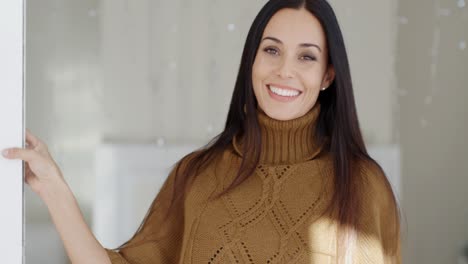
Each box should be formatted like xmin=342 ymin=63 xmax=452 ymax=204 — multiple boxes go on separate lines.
xmin=301 ymin=55 xmax=316 ymax=61
xmin=264 ymin=47 xmax=278 ymax=55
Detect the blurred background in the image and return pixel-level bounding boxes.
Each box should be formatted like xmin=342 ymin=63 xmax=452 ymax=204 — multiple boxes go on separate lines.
xmin=24 ymin=0 xmax=467 ymax=263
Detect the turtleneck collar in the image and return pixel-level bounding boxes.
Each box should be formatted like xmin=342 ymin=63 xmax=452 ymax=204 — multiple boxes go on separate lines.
xmin=232 ymin=102 xmax=325 ymax=165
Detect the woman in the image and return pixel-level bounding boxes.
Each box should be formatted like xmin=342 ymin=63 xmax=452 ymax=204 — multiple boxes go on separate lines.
xmin=2 ymin=0 xmax=401 ymax=263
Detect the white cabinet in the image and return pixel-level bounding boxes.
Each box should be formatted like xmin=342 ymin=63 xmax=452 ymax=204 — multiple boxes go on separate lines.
xmin=92 ymin=143 xmax=200 ymax=248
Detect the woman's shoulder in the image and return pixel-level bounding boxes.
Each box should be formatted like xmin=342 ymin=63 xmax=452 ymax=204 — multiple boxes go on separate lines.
xmin=355 ymin=158 xmax=400 ymax=227
xmin=357 ymin=159 xmax=395 ymax=199
xmin=354 ymin=158 xmax=400 ymax=227
xmin=355 ymin=159 xmax=401 ymax=258
xmin=174 ymin=145 xmax=241 ymax=185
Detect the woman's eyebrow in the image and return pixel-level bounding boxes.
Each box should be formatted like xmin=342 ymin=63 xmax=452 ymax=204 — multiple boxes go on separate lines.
xmin=261 ymin=36 xmax=322 ymax=52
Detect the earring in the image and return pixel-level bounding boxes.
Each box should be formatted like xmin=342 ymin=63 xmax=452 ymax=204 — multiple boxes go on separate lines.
xmin=321 ymin=87 xmax=326 ymax=91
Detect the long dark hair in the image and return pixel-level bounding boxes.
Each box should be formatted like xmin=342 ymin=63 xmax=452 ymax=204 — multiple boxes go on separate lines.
xmin=117 ymin=0 xmax=400 ymax=260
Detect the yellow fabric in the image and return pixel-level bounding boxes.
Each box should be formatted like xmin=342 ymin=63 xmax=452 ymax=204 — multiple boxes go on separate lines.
xmin=104 ymin=103 xmax=401 ymax=263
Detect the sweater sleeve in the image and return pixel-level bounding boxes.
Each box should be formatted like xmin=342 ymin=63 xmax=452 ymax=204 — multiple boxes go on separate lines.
xmin=103 ymin=156 xmax=189 ymax=264
xmin=352 ymin=162 xmax=402 ymax=264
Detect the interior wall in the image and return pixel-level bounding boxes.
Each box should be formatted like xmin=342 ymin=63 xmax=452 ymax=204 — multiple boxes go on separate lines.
xmin=396 ymin=0 xmax=468 ymax=263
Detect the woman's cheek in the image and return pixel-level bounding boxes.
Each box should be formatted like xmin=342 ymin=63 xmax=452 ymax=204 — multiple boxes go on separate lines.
xmin=303 ymin=70 xmax=323 ymax=89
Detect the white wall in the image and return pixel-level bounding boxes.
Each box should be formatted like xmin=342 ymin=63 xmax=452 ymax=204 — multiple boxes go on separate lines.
xmin=396 ymin=0 xmax=468 ymax=263
xmin=329 ymin=0 xmax=399 ymax=145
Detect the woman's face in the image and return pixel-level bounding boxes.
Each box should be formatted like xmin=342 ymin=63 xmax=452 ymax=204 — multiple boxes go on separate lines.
xmin=252 ymin=8 xmax=335 ymax=121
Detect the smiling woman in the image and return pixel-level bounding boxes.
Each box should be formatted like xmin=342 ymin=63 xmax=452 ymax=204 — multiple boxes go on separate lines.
xmin=104 ymin=0 xmax=401 ymax=263
xmin=5 ymin=0 xmax=401 ymax=263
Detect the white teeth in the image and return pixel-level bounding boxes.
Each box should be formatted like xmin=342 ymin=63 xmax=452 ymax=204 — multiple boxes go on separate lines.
xmin=268 ymin=85 xmax=300 ymax=97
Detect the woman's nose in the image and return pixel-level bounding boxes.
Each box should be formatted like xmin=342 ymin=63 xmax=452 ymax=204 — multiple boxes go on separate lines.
xmin=275 ymin=58 xmax=295 ymax=79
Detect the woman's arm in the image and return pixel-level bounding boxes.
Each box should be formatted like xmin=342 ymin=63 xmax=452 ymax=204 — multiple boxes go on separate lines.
xmin=3 ymin=129 xmax=188 ymax=264
xmin=2 ymin=130 xmax=111 ymax=264
xmin=41 ymin=179 xmax=111 ymax=264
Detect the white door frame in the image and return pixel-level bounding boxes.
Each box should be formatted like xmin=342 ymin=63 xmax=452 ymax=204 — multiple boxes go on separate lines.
xmin=0 ymin=0 xmax=25 ymax=263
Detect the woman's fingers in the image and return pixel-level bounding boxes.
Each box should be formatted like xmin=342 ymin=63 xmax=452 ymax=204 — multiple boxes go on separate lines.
xmin=2 ymin=129 xmax=64 ymax=196
xmin=3 ymin=147 xmax=38 ymax=162
xmin=25 ymin=129 xmax=48 ymax=154
xmin=24 ymin=162 xmax=40 ymax=192
xmin=25 ymin=129 xmax=40 ymax=147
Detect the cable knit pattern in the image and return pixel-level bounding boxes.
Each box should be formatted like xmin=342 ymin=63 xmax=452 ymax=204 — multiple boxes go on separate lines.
xmin=104 ymin=102 xmax=401 ymax=264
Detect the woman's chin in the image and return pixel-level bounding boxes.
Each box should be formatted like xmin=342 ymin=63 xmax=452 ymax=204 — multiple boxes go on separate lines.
xmin=262 ymin=108 xmax=299 ymax=121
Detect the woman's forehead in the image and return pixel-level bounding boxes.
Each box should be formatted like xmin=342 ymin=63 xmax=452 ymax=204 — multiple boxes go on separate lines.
xmin=262 ymin=8 xmax=326 ymax=48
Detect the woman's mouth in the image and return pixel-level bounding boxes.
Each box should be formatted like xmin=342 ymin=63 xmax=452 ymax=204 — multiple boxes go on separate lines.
xmin=266 ymin=85 xmax=302 ymax=102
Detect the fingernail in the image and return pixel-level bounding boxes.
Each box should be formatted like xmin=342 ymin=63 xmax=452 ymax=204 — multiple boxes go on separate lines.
xmin=2 ymin=149 xmax=9 ymax=157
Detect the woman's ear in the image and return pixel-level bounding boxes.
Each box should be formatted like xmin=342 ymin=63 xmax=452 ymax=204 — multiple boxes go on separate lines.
xmin=322 ymin=65 xmax=336 ymax=88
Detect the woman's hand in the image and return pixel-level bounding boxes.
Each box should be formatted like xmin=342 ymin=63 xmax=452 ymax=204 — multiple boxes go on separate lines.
xmin=2 ymin=128 xmax=65 ymax=198
xmin=2 ymin=129 xmax=112 ymax=263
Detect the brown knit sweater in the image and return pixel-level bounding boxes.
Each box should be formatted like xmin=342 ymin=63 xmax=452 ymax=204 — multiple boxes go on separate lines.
xmin=104 ymin=103 xmax=401 ymax=263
